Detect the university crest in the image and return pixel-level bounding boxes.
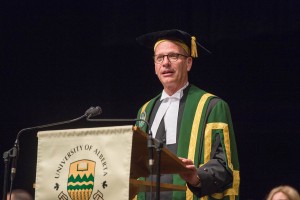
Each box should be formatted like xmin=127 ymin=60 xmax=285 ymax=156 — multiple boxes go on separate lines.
xmin=67 ymin=160 xmax=95 ymax=200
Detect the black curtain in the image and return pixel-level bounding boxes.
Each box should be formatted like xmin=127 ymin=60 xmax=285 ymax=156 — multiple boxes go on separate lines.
xmin=1 ymin=0 xmax=300 ymax=199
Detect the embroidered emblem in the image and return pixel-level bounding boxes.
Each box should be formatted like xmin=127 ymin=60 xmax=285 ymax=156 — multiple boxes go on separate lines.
xmin=138 ymin=111 xmax=146 ymax=128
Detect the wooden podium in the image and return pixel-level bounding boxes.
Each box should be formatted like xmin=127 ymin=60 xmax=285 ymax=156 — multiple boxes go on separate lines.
xmin=35 ymin=125 xmax=188 ymax=199
xmin=129 ymin=126 xmax=189 ymax=199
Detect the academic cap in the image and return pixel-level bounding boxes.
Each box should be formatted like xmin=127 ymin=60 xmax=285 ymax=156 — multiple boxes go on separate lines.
xmin=136 ymin=29 xmax=211 ymax=57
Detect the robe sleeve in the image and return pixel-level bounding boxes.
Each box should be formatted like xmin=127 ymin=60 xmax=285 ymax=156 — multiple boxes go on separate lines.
xmin=188 ymin=99 xmax=238 ymax=197
xmin=188 ymin=141 xmax=233 ymax=196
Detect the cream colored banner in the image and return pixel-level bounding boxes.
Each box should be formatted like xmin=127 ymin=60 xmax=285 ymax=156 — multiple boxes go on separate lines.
xmin=35 ymin=125 xmax=133 ymax=200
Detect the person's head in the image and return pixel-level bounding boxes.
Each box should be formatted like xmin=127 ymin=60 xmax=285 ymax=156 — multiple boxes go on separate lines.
xmin=153 ymin=39 xmax=193 ymax=95
xmin=6 ymin=189 xmax=33 ymax=200
xmin=266 ymin=185 xmax=300 ymax=200
xmin=137 ymin=29 xmax=210 ymax=95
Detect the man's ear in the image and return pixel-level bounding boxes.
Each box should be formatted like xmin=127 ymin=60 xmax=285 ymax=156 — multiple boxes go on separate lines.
xmin=187 ymin=57 xmax=193 ymax=71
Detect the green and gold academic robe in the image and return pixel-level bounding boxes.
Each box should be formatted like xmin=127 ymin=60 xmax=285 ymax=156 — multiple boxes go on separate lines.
xmin=135 ymin=84 xmax=240 ymax=200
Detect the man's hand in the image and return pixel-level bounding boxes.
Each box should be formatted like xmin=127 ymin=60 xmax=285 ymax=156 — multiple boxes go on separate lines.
xmin=179 ymin=157 xmax=201 ymax=187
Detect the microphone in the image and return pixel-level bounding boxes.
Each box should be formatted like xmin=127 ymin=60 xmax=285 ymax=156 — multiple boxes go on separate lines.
xmin=85 ymin=106 xmax=102 ymax=118
xmin=86 ymin=108 xmax=155 ymax=169
xmin=14 ymin=106 xmax=101 ymax=145
xmin=86 ymin=106 xmax=149 ymax=126
xmin=6 ymin=106 xmax=101 ymax=195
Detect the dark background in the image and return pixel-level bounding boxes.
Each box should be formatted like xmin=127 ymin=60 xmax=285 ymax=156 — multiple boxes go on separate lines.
xmin=1 ymin=0 xmax=300 ymax=199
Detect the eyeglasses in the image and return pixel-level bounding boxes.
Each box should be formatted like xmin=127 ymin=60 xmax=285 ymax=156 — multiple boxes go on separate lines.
xmin=153 ymin=53 xmax=189 ymax=64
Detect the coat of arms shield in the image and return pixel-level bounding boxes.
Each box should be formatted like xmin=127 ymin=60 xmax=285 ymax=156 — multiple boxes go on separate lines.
xmin=67 ymin=159 xmax=96 ymax=200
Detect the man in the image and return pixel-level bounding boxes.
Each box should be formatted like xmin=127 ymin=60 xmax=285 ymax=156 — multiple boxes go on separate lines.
xmin=135 ymin=29 xmax=240 ymax=200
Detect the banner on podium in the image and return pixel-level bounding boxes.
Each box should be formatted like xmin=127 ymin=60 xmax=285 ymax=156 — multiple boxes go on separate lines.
xmin=35 ymin=125 xmax=133 ymax=200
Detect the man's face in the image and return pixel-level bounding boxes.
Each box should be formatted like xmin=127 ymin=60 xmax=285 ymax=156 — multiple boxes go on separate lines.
xmin=154 ymin=40 xmax=193 ymax=94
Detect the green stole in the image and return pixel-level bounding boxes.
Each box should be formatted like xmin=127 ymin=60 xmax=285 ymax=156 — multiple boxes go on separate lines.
xmin=136 ymin=85 xmax=216 ymax=200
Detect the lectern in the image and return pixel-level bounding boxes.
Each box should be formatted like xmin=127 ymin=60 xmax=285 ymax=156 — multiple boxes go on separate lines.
xmin=35 ymin=125 xmax=188 ymax=200
xmin=129 ymin=126 xmax=188 ymax=199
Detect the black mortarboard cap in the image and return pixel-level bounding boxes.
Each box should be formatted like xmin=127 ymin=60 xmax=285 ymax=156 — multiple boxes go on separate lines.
xmin=136 ymin=29 xmax=211 ymax=57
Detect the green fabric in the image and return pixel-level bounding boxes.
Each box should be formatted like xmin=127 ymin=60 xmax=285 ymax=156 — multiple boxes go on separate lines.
xmin=207 ymin=100 xmax=239 ymax=170
xmin=136 ymin=94 xmax=160 ymax=133
xmin=173 ymin=85 xmax=211 ymax=199
xmin=201 ymin=99 xmax=240 ymax=200
xmin=135 ymin=84 xmax=239 ymax=200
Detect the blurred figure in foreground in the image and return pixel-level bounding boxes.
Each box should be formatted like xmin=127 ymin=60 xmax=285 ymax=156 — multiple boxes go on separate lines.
xmin=6 ymin=189 xmax=33 ymax=200
xmin=266 ymin=185 xmax=300 ymax=200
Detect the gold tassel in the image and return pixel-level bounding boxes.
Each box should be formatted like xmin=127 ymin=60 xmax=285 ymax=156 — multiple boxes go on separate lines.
xmin=191 ymin=36 xmax=198 ymax=58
